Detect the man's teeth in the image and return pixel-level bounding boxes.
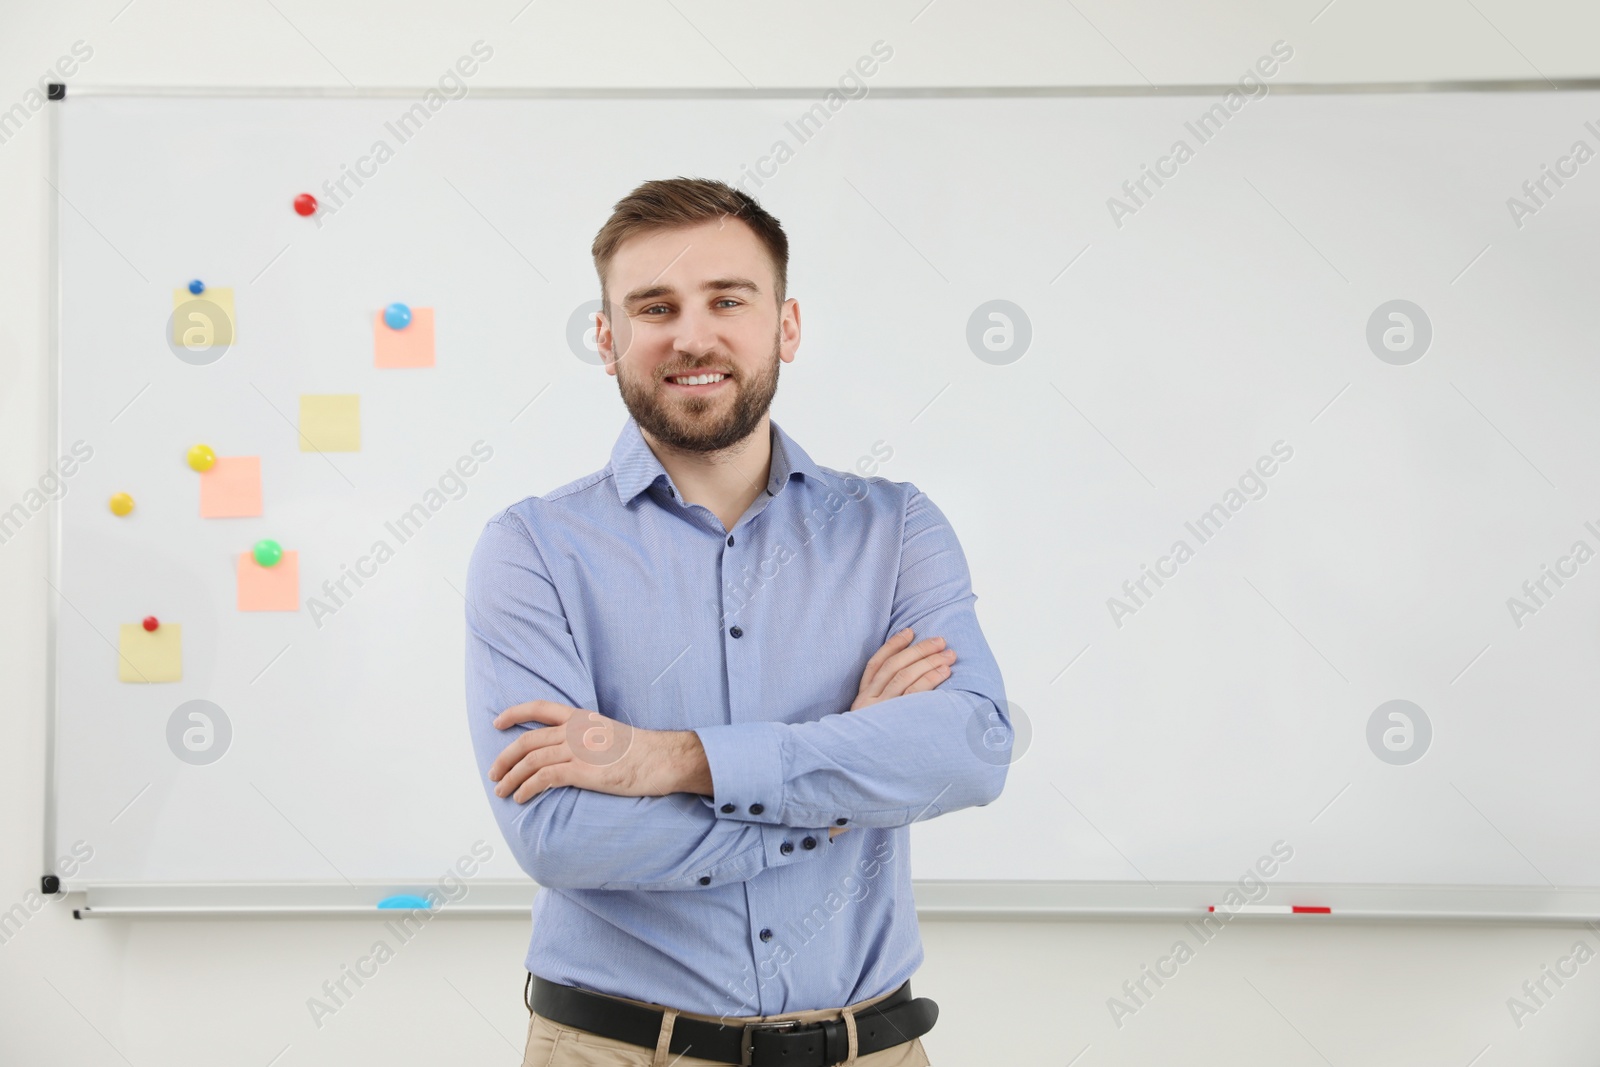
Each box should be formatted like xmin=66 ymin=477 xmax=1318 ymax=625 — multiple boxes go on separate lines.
xmin=669 ymin=373 xmax=727 ymax=386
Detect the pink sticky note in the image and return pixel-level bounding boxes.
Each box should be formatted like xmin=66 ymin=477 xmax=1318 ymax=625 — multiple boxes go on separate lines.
xmin=199 ymin=457 xmax=262 ymax=518
xmin=374 ymin=307 xmax=435 ymax=368
xmin=237 ymin=550 xmax=299 ymax=611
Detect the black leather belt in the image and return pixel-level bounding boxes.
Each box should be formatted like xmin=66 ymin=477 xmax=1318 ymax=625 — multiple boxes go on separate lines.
xmin=527 ymin=973 xmax=938 ymax=1066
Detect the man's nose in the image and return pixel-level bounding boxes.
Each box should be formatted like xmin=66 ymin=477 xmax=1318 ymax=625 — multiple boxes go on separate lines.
xmin=671 ymin=305 xmax=722 ymax=359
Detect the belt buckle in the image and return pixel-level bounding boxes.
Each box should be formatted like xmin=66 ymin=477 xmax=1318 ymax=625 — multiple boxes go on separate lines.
xmin=740 ymin=1019 xmax=798 ymax=1065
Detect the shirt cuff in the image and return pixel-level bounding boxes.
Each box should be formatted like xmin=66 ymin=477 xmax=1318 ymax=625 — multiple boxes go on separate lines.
xmin=759 ymin=823 xmax=834 ymax=868
xmin=694 ymin=721 xmax=785 ymax=825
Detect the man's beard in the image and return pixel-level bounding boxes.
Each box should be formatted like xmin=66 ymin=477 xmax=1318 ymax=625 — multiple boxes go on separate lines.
xmin=615 ymin=329 xmax=781 ymax=454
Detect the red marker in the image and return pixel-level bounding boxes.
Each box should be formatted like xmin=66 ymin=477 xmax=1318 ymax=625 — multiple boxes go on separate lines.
xmin=293 ymin=193 xmax=318 ymax=217
xmin=1208 ymin=904 xmax=1330 ymax=915
xmin=142 ymin=615 xmax=159 ymax=632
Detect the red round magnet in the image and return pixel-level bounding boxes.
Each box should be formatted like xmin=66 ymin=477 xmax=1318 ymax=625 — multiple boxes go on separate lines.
xmin=142 ymin=616 xmax=159 ymax=632
xmin=293 ymin=193 xmax=317 ymax=217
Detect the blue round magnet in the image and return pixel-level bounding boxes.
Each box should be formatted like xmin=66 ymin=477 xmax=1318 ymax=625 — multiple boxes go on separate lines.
xmin=188 ymin=279 xmax=205 ymax=295
xmin=384 ymin=302 xmax=412 ymax=330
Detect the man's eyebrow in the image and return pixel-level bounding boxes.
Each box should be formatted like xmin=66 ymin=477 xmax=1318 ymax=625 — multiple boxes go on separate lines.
xmin=621 ymin=277 xmax=762 ymax=306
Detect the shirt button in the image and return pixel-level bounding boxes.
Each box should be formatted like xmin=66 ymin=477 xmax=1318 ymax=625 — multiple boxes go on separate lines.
xmin=720 ymin=803 xmax=735 ymax=813
xmin=749 ymin=803 xmax=765 ymax=815
xmin=835 ymin=817 xmax=848 ymax=826
xmin=802 ymin=837 xmax=817 ymax=850
xmin=729 ymin=625 xmax=743 ymax=638
xmin=759 ymin=928 xmax=773 ymax=942
xmin=779 ymin=841 xmax=794 ymax=855
xmin=699 ymin=875 xmax=712 ymax=885
xmin=727 ymin=535 xmax=735 ymax=546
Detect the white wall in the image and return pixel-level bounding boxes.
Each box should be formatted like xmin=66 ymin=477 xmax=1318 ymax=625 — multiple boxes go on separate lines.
xmin=5 ymin=2 xmax=1600 ymax=1063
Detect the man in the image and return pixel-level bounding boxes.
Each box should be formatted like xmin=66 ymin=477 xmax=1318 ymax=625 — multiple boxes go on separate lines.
xmin=464 ymin=177 xmax=1011 ymax=1067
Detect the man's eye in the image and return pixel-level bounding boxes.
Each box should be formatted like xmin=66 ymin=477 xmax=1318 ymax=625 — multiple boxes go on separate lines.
xmin=716 ymin=299 xmax=741 ymax=308
xmin=642 ymin=305 xmax=670 ymax=316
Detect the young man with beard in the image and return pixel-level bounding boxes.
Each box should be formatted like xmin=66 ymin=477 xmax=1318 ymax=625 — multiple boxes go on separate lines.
xmin=464 ymin=177 xmax=1011 ymax=1067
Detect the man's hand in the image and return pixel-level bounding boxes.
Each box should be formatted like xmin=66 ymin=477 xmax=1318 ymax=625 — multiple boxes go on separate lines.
xmin=851 ymin=628 xmax=956 ymax=711
xmin=831 ymin=628 xmax=957 ymax=838
xmin=488 ymin=701 xmax=711 ymax=803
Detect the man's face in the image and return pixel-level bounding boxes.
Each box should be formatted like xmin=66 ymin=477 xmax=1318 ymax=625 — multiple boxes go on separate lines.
xmin=597 ymin=217 xmax=800 ymax=453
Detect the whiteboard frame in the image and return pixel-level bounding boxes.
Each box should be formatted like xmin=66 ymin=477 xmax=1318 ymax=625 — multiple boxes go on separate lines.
xmin=67 ymin=880 xmax=1600 ymax=925
xmin=44 ymin=80 xmax=1600 ymax=921
xmin=39 ymin=80 xmax=1600 ymax=98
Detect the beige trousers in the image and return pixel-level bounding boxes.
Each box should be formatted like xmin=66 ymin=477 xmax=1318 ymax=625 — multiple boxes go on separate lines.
xmin=521 ymin=979 xmax=931 ymax=1067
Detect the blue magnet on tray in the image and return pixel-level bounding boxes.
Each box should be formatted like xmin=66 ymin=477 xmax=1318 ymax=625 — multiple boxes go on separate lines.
xmin=384 ymin=302 xmax=412 ymax=330
xmin=188 ymin=279 xmax=205 ymax=295
xmin=377 ymin=894 xmax=432 ymax=910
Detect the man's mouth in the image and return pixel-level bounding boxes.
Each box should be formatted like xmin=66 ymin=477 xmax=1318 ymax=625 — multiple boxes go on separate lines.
xmin=664 ymin=372 xmax=730 ymax=393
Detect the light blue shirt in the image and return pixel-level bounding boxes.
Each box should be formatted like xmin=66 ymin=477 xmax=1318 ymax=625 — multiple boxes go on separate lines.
xmin=463 ymin=415 xmax=1011 ymax=1016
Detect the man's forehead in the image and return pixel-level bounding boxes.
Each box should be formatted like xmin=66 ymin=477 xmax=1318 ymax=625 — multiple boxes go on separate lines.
xmin=610 ymin=218 xmax=770 ymax=295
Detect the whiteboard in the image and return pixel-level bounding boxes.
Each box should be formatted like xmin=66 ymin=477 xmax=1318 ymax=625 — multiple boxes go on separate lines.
xmin=47 ymin=85 xmax=1600 ymax=917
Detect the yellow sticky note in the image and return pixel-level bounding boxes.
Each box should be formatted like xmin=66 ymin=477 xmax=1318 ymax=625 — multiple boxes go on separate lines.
xmin=299 ymin=394 xmax=360 ymax=452
xmin=374 ymin=308 xmax=435 ymax=368
xmin=199 ymin=456 xmax=262 ymax=518
xmin=237 ymin=550 xmax=300 ymax=611
xmin=171 ymin=287 xmax=236 ymax=348
xmin=118 ymin=623 xmax=182 ymax=683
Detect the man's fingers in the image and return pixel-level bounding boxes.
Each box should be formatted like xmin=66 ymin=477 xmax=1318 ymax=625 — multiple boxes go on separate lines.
xmin=887 ymin=649 xmax=955 ymax=695
xmin=859 ymin=629 xmax=914 ymax=690
xmin=861 ymin=634 xmax=945 ymax=699
xmin=495 ymin=746 xmax=552 ymax=796
xmin=851 ymin=644 xmax=957 ymax=711
xmin=492 ymin=699 xmax=568 ymax=730
xmin=903 ymin=664 xmax=951 ymax=694
xmin=488 ymin=724 xmax=565 ymax=783
xmin=498 ymin=742 xmax=572 ymax=799
xmin=513 ymin=760 xmax=577 ymax=804
xmin=885 ymin=638 xmax=947 ymax=681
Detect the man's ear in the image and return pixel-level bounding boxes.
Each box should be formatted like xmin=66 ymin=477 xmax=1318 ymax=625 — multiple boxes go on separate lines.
xmin=596 ymin=308 xmax=619 ymax=377
xmin=779 ymin=297 xmax=801 ymax=364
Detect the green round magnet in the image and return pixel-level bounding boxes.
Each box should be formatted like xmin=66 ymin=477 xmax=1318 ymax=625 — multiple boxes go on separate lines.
xmin=253 ymin=538 xmax=283 ymax=567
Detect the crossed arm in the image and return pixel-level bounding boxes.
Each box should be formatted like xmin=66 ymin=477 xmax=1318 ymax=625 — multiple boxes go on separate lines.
xmin=462 ymin=488 xmax=1011 ymax=892
xmin=484 ymin=624 xmax=956 ymax=820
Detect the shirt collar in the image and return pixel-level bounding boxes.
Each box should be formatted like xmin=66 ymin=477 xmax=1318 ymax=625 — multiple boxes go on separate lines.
xmin=610 ymin=415 xmax=822 ymax=506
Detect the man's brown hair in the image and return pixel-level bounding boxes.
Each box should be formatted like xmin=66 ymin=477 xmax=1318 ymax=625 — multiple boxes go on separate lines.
xmin=592 ymin=177 xmax=789 ymax=318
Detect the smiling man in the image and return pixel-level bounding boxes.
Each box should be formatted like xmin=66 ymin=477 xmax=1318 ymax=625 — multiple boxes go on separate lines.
xmin=463 ymin=177 xmax=1012 ymax=1067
